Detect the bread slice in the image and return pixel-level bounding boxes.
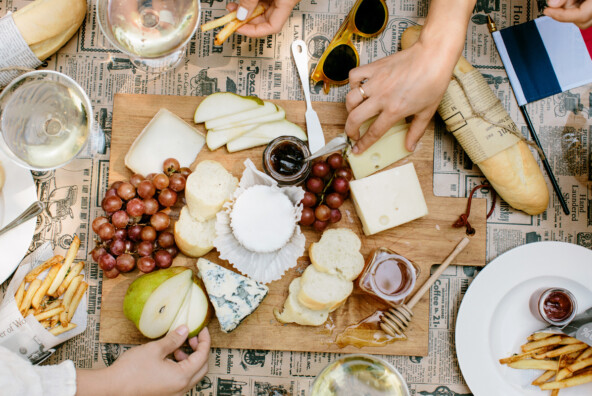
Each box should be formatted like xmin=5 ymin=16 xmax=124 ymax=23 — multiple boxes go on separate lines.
xmin=174 ymin=206 xmax=216 ymax=257
xmin=309 ymin=228 xmax=364 ymax=281
xmin=274 ymin=278 xmax=329 ymax=326
xmin=297 ymin=265 xmax=352 ymax=312
xmin=185 ymin=160 xmax=238 ymax=221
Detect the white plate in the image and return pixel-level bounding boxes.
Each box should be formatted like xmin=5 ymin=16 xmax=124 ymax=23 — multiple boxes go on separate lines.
xmin=0 ymin=150 xmax=37 ymax=284
xmin=456 ymin=242 xmax=592 ymax=396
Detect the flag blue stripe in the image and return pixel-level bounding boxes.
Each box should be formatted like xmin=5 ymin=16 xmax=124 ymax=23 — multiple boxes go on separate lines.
xmin=499 ymin=20 xmax=562 ymax=104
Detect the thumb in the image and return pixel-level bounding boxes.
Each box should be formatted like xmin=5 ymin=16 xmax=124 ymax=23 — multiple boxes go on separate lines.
xmin=546 ymin=0 xmax=567 ymax=7
xmin=156 ymin=325 xmax=189 ymax=357
xmin=237 ymin=0 xmax=259 ymax=20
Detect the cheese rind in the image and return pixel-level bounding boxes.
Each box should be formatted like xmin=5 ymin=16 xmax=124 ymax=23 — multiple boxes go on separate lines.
xmin=349 ymin=163 xmax=428 ymax=235
xmin=196 ymin=258 xmax=268 ymax=333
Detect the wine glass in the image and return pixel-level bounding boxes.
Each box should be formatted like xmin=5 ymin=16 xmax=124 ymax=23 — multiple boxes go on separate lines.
xmin=96 ymin=0 xmax=201 ymax=74
xmin=0 ymin=71 xmax=93 ymax=171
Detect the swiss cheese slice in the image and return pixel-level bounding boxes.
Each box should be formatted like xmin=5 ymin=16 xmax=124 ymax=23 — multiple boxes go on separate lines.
xmin=349 ymin=163 xmax=428 ymax=235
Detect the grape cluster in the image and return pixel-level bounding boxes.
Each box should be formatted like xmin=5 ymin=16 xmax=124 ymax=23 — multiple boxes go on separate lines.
xmin=91 ymin=158 xmax=191 ymax=279
xmin=300 ymin=153 xmax=353 ymax=232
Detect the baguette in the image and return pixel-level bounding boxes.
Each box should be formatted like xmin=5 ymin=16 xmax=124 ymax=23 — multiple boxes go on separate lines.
xmin=12 ymin=0 xmax=87 ymax=61
xmin=309 ymin=228 xmax=364 ymax=281
xmin=401 ymin=25 xmax=549 ymax=215
xmin=297 ymin=265 xmax=352 ymax=312
xmin=274 ymin=278 xmax=329 ymax=326
xmin=174 ymin=206 xmax=216 ymax=257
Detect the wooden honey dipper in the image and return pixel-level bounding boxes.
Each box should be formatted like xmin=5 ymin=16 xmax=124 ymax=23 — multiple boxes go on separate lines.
xmin=380 ymin=237 xmax=471 ymax=337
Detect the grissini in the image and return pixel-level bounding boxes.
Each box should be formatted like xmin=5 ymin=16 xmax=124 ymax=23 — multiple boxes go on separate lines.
xmin=12 ymin=0 xmax=87 ymax=60
xmin=401 ymin=25 xmax=549 ymax=215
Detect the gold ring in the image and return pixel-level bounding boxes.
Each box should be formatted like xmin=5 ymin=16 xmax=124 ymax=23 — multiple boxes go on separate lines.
xmin=358 ymin=85 xmax=368 ymax=100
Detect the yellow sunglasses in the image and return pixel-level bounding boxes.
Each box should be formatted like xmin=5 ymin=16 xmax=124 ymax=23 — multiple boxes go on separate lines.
xmin=311 ymin=0 xmax=389 ymax=93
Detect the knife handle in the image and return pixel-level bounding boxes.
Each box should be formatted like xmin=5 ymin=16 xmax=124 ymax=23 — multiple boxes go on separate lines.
xmin=291 ymin=40 xmax=313 ymax=107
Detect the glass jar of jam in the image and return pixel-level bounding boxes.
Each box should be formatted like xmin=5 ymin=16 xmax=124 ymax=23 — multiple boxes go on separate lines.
xmin=358 ymin=248 xmax=420 ymax=307
xmin=530 ymin=287 xmax=577 ymax=327
xmin=263 ymin=136 xmax=311 ymax=186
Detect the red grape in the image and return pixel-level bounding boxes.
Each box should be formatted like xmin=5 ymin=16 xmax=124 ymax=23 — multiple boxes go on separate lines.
xmin=128 ymin=224 xmax=143 ymax=242
xmin=326 ymin=193 xmax=344 ymax=209
xmin=98 ymin=222 xmax=115 ymax=241
xmin=143 ymin=198 xmax=159 ymax=215
xmin=91 ymin=246 xmax=107 ymax=262
xmin=141 ymin=226 xmax=157 ymax=242
xmin=117 ymin=182 xmax=136 ymax=201
xmin=137 ymin=256 xmax=156 ymax=273
xmin=153 ymin=174 xmax=169 ymax=190
xmin=126 ymin=198 xmax=145 ymax=217
xmin=332 ymin=177 xmax=349 ymax=194
xmin=103 ymin=267 xmax=120 ymax=279
xmin=179 ymin=167 xmax=192 ymax=178
xmin=146 ymin=173 xmax=157 ymax=181
xmin=111 ymin=181 xmax=123 ymax=191
xmin=335 ymin=167 xmax=353 ymax=181
xmin=327 ymin=153 xmax=344 ymax=169
xmin=306 ymin=177 xmax=324 ymax=194
xmin=102 ymin=195 xmax=123 ymax=212
xmin=300 ymin=207 xmax=315 ymax=226
xmin=157 ymin=231 xmax=175 ymax=248
xmin=150 ymin=212 xmax=170 ymax=231
xmin=301 ymin=191 xmax=317 ymax=207
xmin=92 ymin=216 xmax=109 ymax=234
xmin=312 ymin=161 xmax=330 ymax=178
xmin=111 ymin=210 xmax=129 ymax=229
xmin=315 ymin=204 xmax=331 ymax=221
xmin=104 ymin=188 xmax=118 ymax=198
xmin=137 ymin=180 xmax=156 ymax=199
xmin=124 ymin=239 xmax=134 ymax=253
xmin=116 ymin=254 xmax=135 ymax=272
xmin=168 ymin=174 xmax=186 ymax=192
xmin=154 ymin=250 xmax=173 ymax=269
xmin=329 ymin=208 xmax=342 ymax=223
xmin=98 ymin=253 xmax=116 ymax=271
xmin=163 ymin=158 xmax=180 ymax=175
xmin=158 ymin=188 xmax=177 ymax=207
xmin=114 ymin=228 xmax=127 ymax=240
xmin=165 ymin=246 xmax=179 ymax=258
xmin=130 ymin=174 xmax=144 ymax=187
xmin=313 ymin=220 xmax=328 ymax=232
xmin=109 ymin=239 xmax=126 ymax=256
xmin=137 ymin=240 xmax=154 ymax=257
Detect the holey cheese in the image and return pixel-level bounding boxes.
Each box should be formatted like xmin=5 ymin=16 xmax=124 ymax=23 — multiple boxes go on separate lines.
xmin=350 ymin=163 xmax=428 ymax=236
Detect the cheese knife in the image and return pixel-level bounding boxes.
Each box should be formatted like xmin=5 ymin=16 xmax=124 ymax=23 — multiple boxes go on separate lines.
xmin=291 ymin=40 xmax=325 ymax=154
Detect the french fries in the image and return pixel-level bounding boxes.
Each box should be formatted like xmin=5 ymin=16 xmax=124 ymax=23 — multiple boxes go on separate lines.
xmin=501 ymin=332 xmax=592 ymax=394
xmin=15 ymin=241 xmax=86 ymax=337
xmin=200 ymin=4 xmax=266 ymax=45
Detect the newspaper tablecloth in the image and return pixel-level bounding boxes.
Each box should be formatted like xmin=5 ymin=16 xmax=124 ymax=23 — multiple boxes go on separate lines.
xmin=0 ymin=0 xmax=590 ymax=394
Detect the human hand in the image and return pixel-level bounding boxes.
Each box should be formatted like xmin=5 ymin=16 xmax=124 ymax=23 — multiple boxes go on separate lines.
xmin=344 ymin=41 xmax=453 ymax=154
xmin=226 ymin=0 xmax=301 ymax=37
xmin=544 ymin=0 xmax=592 ymax=29
xmin=77 ymin=326 xmax=211 ymax=396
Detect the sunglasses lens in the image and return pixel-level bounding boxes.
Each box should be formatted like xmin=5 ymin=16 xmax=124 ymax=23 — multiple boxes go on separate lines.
xmin=323 ymin=44 xmax=357 ymax=82
xmin=354 ymin=0 xmax=387 ymax=35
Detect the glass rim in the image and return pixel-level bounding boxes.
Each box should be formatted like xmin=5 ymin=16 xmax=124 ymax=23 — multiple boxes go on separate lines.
xmin=96 ymin=0 xmax=202 ymax=59
xmin=0 ymin=70 xmax=94 ymax=171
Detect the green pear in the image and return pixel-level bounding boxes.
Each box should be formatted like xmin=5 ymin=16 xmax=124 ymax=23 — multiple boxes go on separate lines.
xmin=194 ymin=93 xmax=263 ymax=123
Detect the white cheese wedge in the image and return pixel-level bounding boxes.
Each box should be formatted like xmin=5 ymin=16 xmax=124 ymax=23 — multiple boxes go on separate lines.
xmin=349 ymin=163 xmax=428 ymax=235
xmin=196 ymin=258 xmax=269 ymax=333
xmin=230 ymin=185 xmax=296 ymax=252
xmin=125 ymin=108 xmax=205 ymax=176
xmin=347 ymin=120 xmax=411 ymax=180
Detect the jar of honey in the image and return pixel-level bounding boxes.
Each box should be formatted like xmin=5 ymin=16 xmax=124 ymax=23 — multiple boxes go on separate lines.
xmin=358 ymin=248 xmax=420 ymax=306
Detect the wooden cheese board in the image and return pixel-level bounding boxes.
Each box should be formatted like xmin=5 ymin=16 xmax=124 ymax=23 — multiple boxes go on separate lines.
xmin=99 ymin=93 xmax=487 ymax=356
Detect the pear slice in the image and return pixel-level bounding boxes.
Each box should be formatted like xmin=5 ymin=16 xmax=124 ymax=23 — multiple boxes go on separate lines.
xmin=226 ymin=119 xmax=307 ymax=152
xmin=206 ymin=124 xmax=258 ymax=151
xmin=205 ymin=101 xmax=277 ymax=130
xmin=168 ymin=287 xmax=191 ymax=334
xmin=208 ymin=105 xmax=286 ymax=132
xmin=187 ymin=278 xmax=213 ymax=338
xmin=194 ymin=93 xmax=263 ymax=123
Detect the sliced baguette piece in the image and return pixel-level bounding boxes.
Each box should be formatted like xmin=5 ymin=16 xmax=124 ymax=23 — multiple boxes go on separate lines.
xmin=174 ymin=206 xmax=216 ymax=257
xmin=185 ymin=160 xmax=238 ymax=221
xmin=274 ymin=278 xmax=329 ymax=326
xmin=298 ymin=265 xmax=352 ymax=312
xmin=309 ymin=228 xmax=364 ymax=281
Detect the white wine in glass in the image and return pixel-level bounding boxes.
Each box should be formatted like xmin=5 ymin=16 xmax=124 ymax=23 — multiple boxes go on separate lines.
xmin=0 ymin=71 xmax=92 ymax=171
xmin=97 ymin=0 xmax=200 ymax=73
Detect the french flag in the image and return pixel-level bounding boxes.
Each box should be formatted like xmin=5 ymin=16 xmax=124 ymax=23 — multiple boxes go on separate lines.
xmin=492 ymin=16 xmax=592 ymax=106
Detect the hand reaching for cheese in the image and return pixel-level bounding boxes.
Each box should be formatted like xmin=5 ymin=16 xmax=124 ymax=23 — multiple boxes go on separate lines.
xmin=226 ymin=0 xmax=301 ymax=37
xmin=544 ymin=0 xmax=592 ymax=29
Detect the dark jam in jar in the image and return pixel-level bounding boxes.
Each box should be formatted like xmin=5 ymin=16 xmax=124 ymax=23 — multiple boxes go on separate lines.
xmin=270 ymin=141 xmax=305 ymax=175
xmin=263 ymin=136 xmax=311 ymax=186
xmin=543 ymin=291 xmax=573 ymax=321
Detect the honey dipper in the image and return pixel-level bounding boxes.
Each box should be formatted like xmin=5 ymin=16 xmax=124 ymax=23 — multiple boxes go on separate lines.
xmin=380 ymin=237 xmax=471 ymax=337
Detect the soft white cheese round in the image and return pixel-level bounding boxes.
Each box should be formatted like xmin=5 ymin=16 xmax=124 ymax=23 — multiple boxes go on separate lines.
xmin=230 ymin=185 xmax=296 ymax=253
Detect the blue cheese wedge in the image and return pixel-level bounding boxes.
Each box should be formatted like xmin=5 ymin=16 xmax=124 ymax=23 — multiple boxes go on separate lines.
xmin=196 ymin=258 xmax=268 ymax=333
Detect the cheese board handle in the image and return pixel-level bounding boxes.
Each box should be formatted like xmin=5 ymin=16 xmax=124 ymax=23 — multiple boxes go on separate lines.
xmin=407 ymin=237 xmax=470 ymax=310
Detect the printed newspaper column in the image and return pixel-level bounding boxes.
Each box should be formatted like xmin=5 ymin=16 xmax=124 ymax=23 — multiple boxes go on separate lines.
xmin=0 ymin=14 xmax=41 ymax=87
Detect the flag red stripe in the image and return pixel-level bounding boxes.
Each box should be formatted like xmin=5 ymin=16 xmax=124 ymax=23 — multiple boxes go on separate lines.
xmin=581 ymin=26 xmax=592 ymax=61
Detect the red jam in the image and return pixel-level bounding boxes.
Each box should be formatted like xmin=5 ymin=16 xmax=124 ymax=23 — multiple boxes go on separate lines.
xmin=543 ymin=291 xmax=573 ymax=321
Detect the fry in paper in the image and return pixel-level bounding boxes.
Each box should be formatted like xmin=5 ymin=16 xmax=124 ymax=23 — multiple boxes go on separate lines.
xmin=48 ymin=235 xmax=80 ymax=296
xmin=57 ymin=261 xmax=84 ymax=296
xmin=14 ymin=281 xmax=25 ymax=308
xmin=67 ymin=282 xmax=88 ymax=322
xmin=31 ymin=264 xmax=61 ymax=309
xmin=19 ymin=279 xmax=41 ymax=313
xmin=49 ymin=323 xmax=77 ymax=336
xmin=34 ymin=306 xmax=64 ymax=322
xmin=25 ymin=256 xmax=63 ymax=282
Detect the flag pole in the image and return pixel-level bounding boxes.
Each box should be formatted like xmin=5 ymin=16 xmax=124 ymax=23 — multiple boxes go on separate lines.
xmin=487 ymin=15 xmax=570 ymax=215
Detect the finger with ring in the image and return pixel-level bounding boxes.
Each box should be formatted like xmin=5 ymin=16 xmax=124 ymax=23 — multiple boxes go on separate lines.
xmin=358 ymin=85 xmax=369 ymax=100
